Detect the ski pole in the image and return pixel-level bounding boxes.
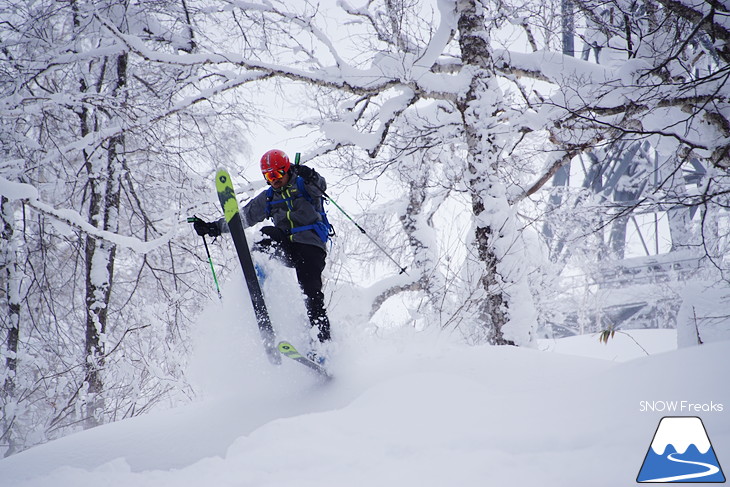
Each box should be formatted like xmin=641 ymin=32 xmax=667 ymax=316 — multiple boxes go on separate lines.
xmin=201 ymin=234 xmax=222 ymax=299
xmin=295 ymin=153 xmax=407 ymax=275
xmin=187 ymin=216 xmax=223 ymax=299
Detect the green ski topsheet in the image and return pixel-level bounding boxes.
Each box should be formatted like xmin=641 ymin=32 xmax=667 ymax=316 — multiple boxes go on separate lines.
xmin=215 ymin=169 xmax=281 ymax=365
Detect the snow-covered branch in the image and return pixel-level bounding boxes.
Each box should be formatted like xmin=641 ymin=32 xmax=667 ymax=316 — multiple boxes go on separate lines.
xmin=0 ymin=177 xmax=175 ymax=253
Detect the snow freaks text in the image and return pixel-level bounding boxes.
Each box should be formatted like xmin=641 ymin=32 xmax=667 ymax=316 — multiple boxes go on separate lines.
xmin=640 ymin=401 xmax=724 ymax=413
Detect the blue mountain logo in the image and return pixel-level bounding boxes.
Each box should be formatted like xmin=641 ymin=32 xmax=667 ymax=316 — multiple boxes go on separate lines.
xmin=637 ymin=416 xmax=726 ymax=483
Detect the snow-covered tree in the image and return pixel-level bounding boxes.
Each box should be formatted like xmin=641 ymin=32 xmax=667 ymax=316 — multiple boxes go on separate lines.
xmin=113 ymin=0 xmax=728 ymax=342
xmin=0 ymin=0 xmax=255 ymax=454
xmin=519 ymin=0 xmax=729 ymax=334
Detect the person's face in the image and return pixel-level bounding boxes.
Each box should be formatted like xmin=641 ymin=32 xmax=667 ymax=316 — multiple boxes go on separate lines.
xmin=264 ymin=170 xmax=290 ymax=190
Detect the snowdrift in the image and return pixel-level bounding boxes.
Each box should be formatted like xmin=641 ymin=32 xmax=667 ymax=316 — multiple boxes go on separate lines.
xmin=1 ymin=325 xmax=727 ymax=487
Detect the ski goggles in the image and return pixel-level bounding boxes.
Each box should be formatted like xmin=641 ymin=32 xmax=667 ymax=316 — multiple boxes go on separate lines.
xmin=263 ymin=170 xmax=286 ymax=183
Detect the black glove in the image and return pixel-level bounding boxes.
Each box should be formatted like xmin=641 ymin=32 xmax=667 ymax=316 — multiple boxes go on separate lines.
xmin=193 ymin=219 xmax=221 ymax=237
xmin=260 ymin=225 xmax=287 ymax=242
xmin=296 ymin=165 xmax=316 ymax=182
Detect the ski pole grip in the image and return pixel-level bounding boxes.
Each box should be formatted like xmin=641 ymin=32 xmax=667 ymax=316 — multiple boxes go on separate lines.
xmin=295 ymin=152 xmax=301 ymax=165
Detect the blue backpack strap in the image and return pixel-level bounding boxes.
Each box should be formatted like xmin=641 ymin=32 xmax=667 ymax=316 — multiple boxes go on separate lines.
xmin=264 ymin=186 xmax=274 ymax=218
xmin=296 ymin=176 xmax=315 ymax=204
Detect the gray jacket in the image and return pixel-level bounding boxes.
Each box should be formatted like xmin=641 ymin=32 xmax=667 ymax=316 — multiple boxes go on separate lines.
xmin=240 ymin=167 xmax=328 ymax=251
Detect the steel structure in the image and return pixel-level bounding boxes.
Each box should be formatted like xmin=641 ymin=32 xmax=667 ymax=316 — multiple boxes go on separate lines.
xmin=540 ymin=141 xmax=712 ymax=336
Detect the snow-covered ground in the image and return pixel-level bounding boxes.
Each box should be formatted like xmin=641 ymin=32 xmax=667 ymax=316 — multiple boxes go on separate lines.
xmin=1 ymin=277 xmax=727 ymax=487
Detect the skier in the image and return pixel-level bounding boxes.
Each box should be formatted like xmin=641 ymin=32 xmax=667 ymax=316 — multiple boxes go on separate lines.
xmin=194 ymin=149 xmax=332 ymax=363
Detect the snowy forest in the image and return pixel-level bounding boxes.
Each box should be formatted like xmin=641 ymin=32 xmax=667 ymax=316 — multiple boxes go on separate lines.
xmin=1 ymin=0 xmax=729 ymax=458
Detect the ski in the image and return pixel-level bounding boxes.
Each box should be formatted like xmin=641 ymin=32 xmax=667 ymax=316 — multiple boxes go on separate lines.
xmin=277 ymin=341 xmax=331 ymax=379
xmin=216 ymin=169 xmax=281 ymax=365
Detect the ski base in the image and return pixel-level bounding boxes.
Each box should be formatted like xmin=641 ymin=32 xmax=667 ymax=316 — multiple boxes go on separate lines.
xmin=277 ymin=341 xmax=332 ymax=379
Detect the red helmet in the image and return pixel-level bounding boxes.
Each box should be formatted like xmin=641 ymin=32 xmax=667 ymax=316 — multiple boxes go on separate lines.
xmin=260 ymin=149 xmax=291 ymax=179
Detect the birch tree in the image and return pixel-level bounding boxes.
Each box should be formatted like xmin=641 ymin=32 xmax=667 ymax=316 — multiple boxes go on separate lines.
xmin=0 ymin=195 xmax=20 ymax=455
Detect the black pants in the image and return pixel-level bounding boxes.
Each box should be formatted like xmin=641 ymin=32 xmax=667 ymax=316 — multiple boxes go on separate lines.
xmin=255 ymin=238 xmax=331 ymax=343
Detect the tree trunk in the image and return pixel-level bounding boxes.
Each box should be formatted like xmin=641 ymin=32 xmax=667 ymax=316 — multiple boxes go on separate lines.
xmin=398 ymin=164 xmax=444 ymax=313
xmin=456 ymin=0 xmax=534 ymax=345
xmin=562 ymin=0 xmax=575 ymax=56
xmin=82 ymin=52 xmax=127 ymax=427
xmin=1 ymin=195 xmax=21 ymax=456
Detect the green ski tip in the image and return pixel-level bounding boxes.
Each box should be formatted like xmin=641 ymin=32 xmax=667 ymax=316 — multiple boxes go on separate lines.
xmin=278 ymin=341 xmax=303 ymax=359
xmin=215 ymin=169 xmax=239 ymax=223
